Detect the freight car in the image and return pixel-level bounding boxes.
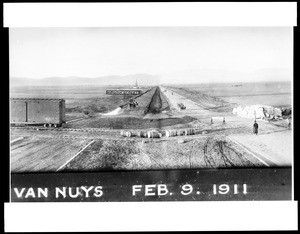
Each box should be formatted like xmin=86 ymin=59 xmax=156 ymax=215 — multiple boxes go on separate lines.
xmin=10 ymin=98 xmax=66 ymax=127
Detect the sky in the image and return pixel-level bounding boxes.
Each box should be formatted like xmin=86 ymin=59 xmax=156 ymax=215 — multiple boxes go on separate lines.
xmin=9 ymin=27 xmax=293 ymax=82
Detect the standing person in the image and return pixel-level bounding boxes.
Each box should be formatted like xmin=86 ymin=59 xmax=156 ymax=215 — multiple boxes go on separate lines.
xmin=253 ymin=120 xmax=258 ymax=135
xmin=287 ymin=117 xmax=291 ymax=130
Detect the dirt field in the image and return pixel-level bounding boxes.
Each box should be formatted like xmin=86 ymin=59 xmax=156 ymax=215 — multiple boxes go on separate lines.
xmin=175 ymin=82 xmax=291 ymax=108
xmin=63 ymin=135 xmax=265 ymax=171
xmin=10 ymin=136 xmax=91 ymax=172
xmin=66 ymin=95 xmax=134 ymax=115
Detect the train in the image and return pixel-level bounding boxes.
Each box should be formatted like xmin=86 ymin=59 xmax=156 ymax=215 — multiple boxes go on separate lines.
xmin=10 ymin=98 xmax=66 ymax=127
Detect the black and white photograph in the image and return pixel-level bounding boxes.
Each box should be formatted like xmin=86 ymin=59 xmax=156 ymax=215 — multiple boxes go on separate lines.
xmin=4 ymin=2 xmax=297 ymax=232
xmin=10 ymin=27 xmax=292 ymax=171
xmin=9 ymin=26 xmax=293 ymax=201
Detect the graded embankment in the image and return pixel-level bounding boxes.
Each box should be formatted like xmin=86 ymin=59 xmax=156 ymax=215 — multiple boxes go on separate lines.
xmin=147 ymin=86 xmax=170 ymax=114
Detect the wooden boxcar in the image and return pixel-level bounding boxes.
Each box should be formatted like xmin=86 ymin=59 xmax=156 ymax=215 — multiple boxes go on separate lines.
xmin=10 ymin=98 xmax=66 ymax=127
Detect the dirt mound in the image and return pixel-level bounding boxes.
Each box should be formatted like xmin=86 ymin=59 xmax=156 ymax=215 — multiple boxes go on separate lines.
xmin=66 ymin=115 xmax=197 ymax=130
xmin=121 ymin=86 xmax=171 ymax=115
xmin=147 ymin=87 xmax=170 ymax=114
xmin=122 ymin=87 xmax=157 ymax=115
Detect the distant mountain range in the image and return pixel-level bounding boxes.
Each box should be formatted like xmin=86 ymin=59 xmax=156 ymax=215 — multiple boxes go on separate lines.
xmin=161 ymin=68 xmax=292 ymax=84
xmin=10 ymin=73 xmax=161 ymax=87
xmin=10 ymin=68 xmax=292 ymax=87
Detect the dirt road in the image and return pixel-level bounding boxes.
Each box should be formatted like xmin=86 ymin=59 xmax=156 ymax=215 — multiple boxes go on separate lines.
xmin=229 ymin=131 xmax=292 ymax=166
xmin=161 ymin=86 xmax=225 ymax=121
xmin=161 ymin=86 xmax=292 ymax=167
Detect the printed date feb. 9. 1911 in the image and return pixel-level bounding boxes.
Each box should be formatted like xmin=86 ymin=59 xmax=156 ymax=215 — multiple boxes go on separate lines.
xmin=132 ymin=184 xmax=248 ymax=196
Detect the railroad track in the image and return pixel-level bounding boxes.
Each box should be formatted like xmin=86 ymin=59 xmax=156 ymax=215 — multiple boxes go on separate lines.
xmin=10 ymin=125 xmax=209 ymax=139
xmin=11 ymin=124 xmax=247 ymax=144
xmin=10 ymin=125 xmax=121 ymax=133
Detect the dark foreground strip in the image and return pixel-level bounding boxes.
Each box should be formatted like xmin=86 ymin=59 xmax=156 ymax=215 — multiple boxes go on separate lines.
xmin=11 ymin=168 xmax=291 ymax=202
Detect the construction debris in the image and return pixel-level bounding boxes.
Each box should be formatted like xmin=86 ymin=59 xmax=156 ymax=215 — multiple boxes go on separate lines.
xmin=233 ymin=105 xmax=283 ymax=120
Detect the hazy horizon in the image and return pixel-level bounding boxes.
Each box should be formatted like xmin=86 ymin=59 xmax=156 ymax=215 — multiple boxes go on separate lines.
xmin=10 ymin=67 xmax=292 ymax=86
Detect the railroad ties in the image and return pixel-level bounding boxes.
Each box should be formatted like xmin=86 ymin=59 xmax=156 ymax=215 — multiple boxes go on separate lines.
xmin=10 ymin=125 xmax=120 ymax=140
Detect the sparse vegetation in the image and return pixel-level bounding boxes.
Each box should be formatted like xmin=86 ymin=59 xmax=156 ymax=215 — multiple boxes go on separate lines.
xmin=66 ymin=95 xmax=134 ymax=116
xmin=62 ymin=136 xmax=265 ymax=172
xmin=63 ymin=140 xmax=141 ymax=171
xmin=101 ymin=140 xmax=140 ymax=169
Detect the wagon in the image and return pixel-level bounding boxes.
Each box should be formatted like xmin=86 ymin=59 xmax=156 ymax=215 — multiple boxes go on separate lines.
xmin=10 ymin=98 xmax=66 ymax=127
xmin=177 ymin=103 xmax=186 ymax=110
